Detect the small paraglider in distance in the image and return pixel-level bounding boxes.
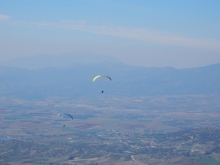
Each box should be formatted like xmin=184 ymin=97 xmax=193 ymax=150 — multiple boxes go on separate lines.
xmin=58 ymin=113 xmax=73 ymax=127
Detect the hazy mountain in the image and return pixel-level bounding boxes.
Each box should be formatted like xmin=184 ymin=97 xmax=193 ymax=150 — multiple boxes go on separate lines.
xmin=0 ymin=62 xmax=220 ymax=100
xmin=0 ymin=54 xmax=121 ymax=70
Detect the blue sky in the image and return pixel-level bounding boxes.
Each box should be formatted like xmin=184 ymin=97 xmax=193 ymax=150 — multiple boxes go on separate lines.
xmin=0 ymin=0 xmax=220 ymax=68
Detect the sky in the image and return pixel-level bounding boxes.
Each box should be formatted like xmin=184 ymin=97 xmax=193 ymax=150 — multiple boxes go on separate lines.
xmin=0 ymin=0 xmax=220 ymax=68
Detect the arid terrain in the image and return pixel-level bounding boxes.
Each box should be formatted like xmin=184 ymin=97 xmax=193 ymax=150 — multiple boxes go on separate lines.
xmin=1 ymin=95 xmax=220 ymax=165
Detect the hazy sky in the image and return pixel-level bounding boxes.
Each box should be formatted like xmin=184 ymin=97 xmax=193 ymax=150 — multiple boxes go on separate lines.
xmin=1 ymin=0 xmax=220 ymax=68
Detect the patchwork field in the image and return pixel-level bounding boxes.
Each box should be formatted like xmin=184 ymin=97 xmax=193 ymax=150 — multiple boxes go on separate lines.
xmin=1 ymin=95 xmax=220 ymax=164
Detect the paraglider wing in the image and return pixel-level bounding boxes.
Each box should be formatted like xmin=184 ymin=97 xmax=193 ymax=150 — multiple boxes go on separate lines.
xmin=63 ymin=113 xmax=73 ymax=120
xmin=92 ymin=75 xmax=111 ymax=82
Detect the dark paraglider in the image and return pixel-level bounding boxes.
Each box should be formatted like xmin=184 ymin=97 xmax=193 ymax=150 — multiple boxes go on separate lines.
xmin=58 ymin=113 xmax=73 ymax=127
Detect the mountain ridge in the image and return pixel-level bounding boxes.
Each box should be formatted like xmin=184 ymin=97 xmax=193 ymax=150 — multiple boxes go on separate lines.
xmin=0 ymin=62 xmax=219 ymax=100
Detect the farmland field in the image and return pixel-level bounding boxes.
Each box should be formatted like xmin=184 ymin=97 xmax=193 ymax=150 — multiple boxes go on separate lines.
xmin=1 ymin=95 xmax=220 ymax=164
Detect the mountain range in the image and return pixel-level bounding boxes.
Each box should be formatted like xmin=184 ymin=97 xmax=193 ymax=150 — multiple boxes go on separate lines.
xmin=0 ymin=55 xmax=220 ymax=100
